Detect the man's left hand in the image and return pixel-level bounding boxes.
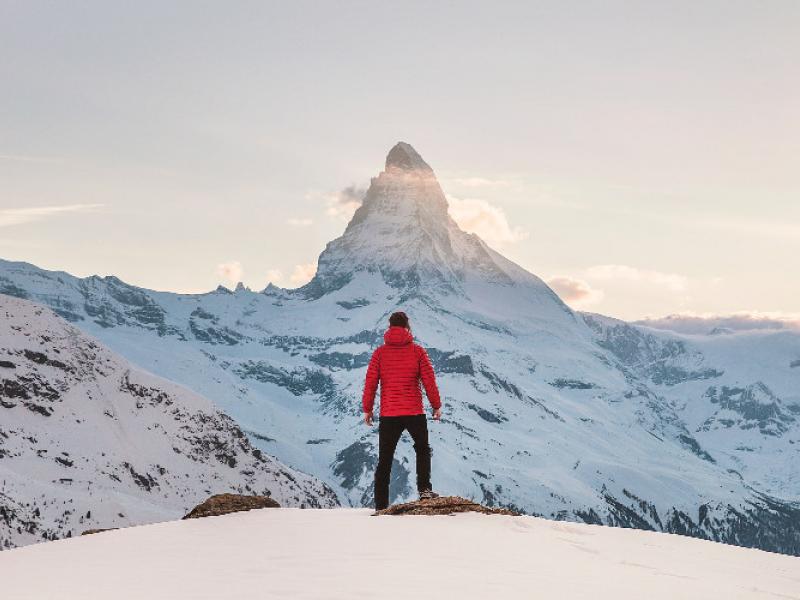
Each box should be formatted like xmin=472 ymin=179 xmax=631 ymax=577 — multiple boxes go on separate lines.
xmin=364 ymin=412 xmax=374 ymax=426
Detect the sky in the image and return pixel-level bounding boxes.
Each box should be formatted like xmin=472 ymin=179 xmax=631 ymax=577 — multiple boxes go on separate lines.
xmin=1 ymin=1 xmax=798 ymax=322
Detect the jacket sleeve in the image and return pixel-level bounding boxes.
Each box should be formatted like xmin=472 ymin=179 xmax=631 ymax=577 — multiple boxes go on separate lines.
xmin=418 ymin=347 xmax=442 ymax=410
xmin=362 ymin=348 xmax=381 ymax=413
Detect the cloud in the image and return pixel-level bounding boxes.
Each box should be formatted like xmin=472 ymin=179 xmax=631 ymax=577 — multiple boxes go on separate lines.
xmin=325 ymin=185 xmax=366 ymax=220
xmin=446 ymin=177 xmax=510 ymax=188
xmin=261 ymin=265 xmax=316 ymax=288
xmin=447 ymin=196 xmax=528 ymax=246
xmin=547 ymin=276 xmax=604 ymax=308
xmin=0 ymin=204 xmax=104 ymax=228
xmin=287 ymin=218 xmax=313 ymax=227
xmin=696 ymin=216 xmax=800 ymax=241
xmin=636 ymin=312 xmax=800 ymax=334
xmin=216 ymin=260 xmax=244 ymax=284
xmin=0 ymin=154 xmax=61 ymax=163
xmin=290 ymin=262 xmax=317 ymax=285
xmin=586 ymin=264 xmax=688 ymax=292
xmin=264 ymin=268 xmax=284 ymax=284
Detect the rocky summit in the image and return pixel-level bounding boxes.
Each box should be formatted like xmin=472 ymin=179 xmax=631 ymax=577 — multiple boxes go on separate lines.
xmin=385 ymin=141 xmax=433 ymax=172
xmin=1 ymin=143 xmax=800 ymax=555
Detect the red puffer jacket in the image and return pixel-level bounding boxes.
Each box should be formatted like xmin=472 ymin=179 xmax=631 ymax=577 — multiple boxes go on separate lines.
xmin=362 ymin=326 xmax=442 ymax=416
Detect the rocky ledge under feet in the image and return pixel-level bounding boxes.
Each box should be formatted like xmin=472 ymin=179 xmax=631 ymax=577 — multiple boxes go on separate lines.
xmin=375 ymin=496 xmax=518 ymax=516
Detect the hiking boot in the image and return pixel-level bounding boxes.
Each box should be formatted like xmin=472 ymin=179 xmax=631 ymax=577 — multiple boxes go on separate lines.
xmin=419 ymin=489 xmax=439 ymax=501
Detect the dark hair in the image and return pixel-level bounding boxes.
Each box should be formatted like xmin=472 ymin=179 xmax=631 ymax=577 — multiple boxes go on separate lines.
xmin=389 ymin=311 xmax=410 ymax=329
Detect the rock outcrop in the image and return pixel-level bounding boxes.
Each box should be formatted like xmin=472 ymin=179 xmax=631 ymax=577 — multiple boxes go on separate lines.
xmin=81 ymin=528 xmax=116 ymax=536
xmin=183 ymin=494 xmax=280 ymax=519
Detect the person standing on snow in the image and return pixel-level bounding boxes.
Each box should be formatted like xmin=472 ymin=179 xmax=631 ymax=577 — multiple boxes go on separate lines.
xmin=362 ymin=311 xmax=442 ymax=510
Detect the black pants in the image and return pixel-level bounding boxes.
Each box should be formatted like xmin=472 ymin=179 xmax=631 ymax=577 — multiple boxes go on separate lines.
xmin=374 ymin=414 xmax=432 ymax=510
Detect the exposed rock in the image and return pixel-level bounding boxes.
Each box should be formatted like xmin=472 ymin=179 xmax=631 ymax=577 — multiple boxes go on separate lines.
xmin=183 ymin=493 xmax=280 ymax=520
xmin=385 ymin=141 xmax=432 ymax=172
xmin=81 ymin=528 xmax=117 ymax=536
xmin=550 ymin=378 xmax=596 ymax=390
xmin=375 ymin=496 xmax=518 ymax=516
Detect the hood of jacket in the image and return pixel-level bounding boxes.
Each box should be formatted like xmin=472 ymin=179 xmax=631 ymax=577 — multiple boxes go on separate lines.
xmin=384 ymin=326 xmax=413 ymax=347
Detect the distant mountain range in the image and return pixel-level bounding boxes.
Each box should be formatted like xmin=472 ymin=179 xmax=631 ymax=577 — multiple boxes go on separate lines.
xmin=1 ymin=142 xmax=798 ymax=554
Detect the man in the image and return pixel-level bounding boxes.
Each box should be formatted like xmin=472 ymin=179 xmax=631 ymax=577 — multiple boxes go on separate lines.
xmin=363 ymin=311 xmax=442 ymax=510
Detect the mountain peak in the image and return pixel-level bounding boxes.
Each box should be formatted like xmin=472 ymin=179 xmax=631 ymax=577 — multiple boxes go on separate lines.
xmin=385 ymin=142 xmax=432 ymax=173
xmin=302 ymin=142 xmax=545 ymax=298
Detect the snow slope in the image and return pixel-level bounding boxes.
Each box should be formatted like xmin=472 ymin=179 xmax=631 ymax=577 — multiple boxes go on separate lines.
xmin=0 ymin=295 xmax=337 ymax=549
xmin=1 ymin=508 xmax=798 ymax=600
xmin=1 ymin=142 xmax=799 ymax=554
xmin=584 ymin=313 xmax=800 ymax=500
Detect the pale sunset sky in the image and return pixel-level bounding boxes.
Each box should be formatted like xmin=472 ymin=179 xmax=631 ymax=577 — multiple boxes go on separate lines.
xmin=1 ymin=1 xmax=798 ymax=322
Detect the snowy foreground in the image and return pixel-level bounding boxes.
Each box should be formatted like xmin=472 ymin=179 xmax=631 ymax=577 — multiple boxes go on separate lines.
xmin=1 ymin=509 xmax=798 ymax=599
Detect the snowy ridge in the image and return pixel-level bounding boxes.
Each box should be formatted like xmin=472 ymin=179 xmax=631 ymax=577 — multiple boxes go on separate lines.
xmin=0 ymin=295 xmax=337 ymax=549
xmin=1 ymin=509 xmax=798 ymax=600
xmin=582 ymin=312 xmax=800 ymax=499
xmin=1 ymin=143 xmax=799 ymax=554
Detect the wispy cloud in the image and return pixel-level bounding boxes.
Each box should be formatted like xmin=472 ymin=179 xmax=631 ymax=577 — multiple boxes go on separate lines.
xmin=699 ymin=217 xmax=800 ymax=241
xmin=264 ymin=268 xmax=283 ymax=284
xmin=447 ymin=196 xmax=528 ymax=246
xmin=547 ymin=276 xmax=604 ymax=308
xmin=445 ymin=176 xmax=511 ymax=188
xmin=0 ymin=154 xmax=62 ymax=164
xmin=287 ymin=217 xmax=313 ymax=227
xmin=261 ymin=265 xmax=316 ymax=288
xmin=586 ymin=264 xmax=688 ymax=292
xmin=290 ymin=262 xmax=317 ymax=285
xmin=323 ymin=185 xmax=366 ymax=221
xmin=216 ymin=260 xmax=244 ymax=284
xmin=591 ymin=205 xmax=800 ymax=242
xmin=637 ymin=311 xmax=800 ymax=334
xmin=0 ymin=204 xmax=104 ymax=228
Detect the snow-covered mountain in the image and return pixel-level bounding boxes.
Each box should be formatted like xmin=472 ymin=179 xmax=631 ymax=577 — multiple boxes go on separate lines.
xmin=1 ymin=142 xmax=799 ymax=554
xmin=0 ymin=295 xmax=337 ymax=549
xmin=583 ymin=313 xmax=800 ymax=500
xmin=2 ymin=508 xmax=798 ymax=600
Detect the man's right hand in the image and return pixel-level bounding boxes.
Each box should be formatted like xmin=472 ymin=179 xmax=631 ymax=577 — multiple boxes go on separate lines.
xmin=432 ymin=408 xmax=442 ymax=421
xmin=364 ymin=412 xmax=374 ymax=426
